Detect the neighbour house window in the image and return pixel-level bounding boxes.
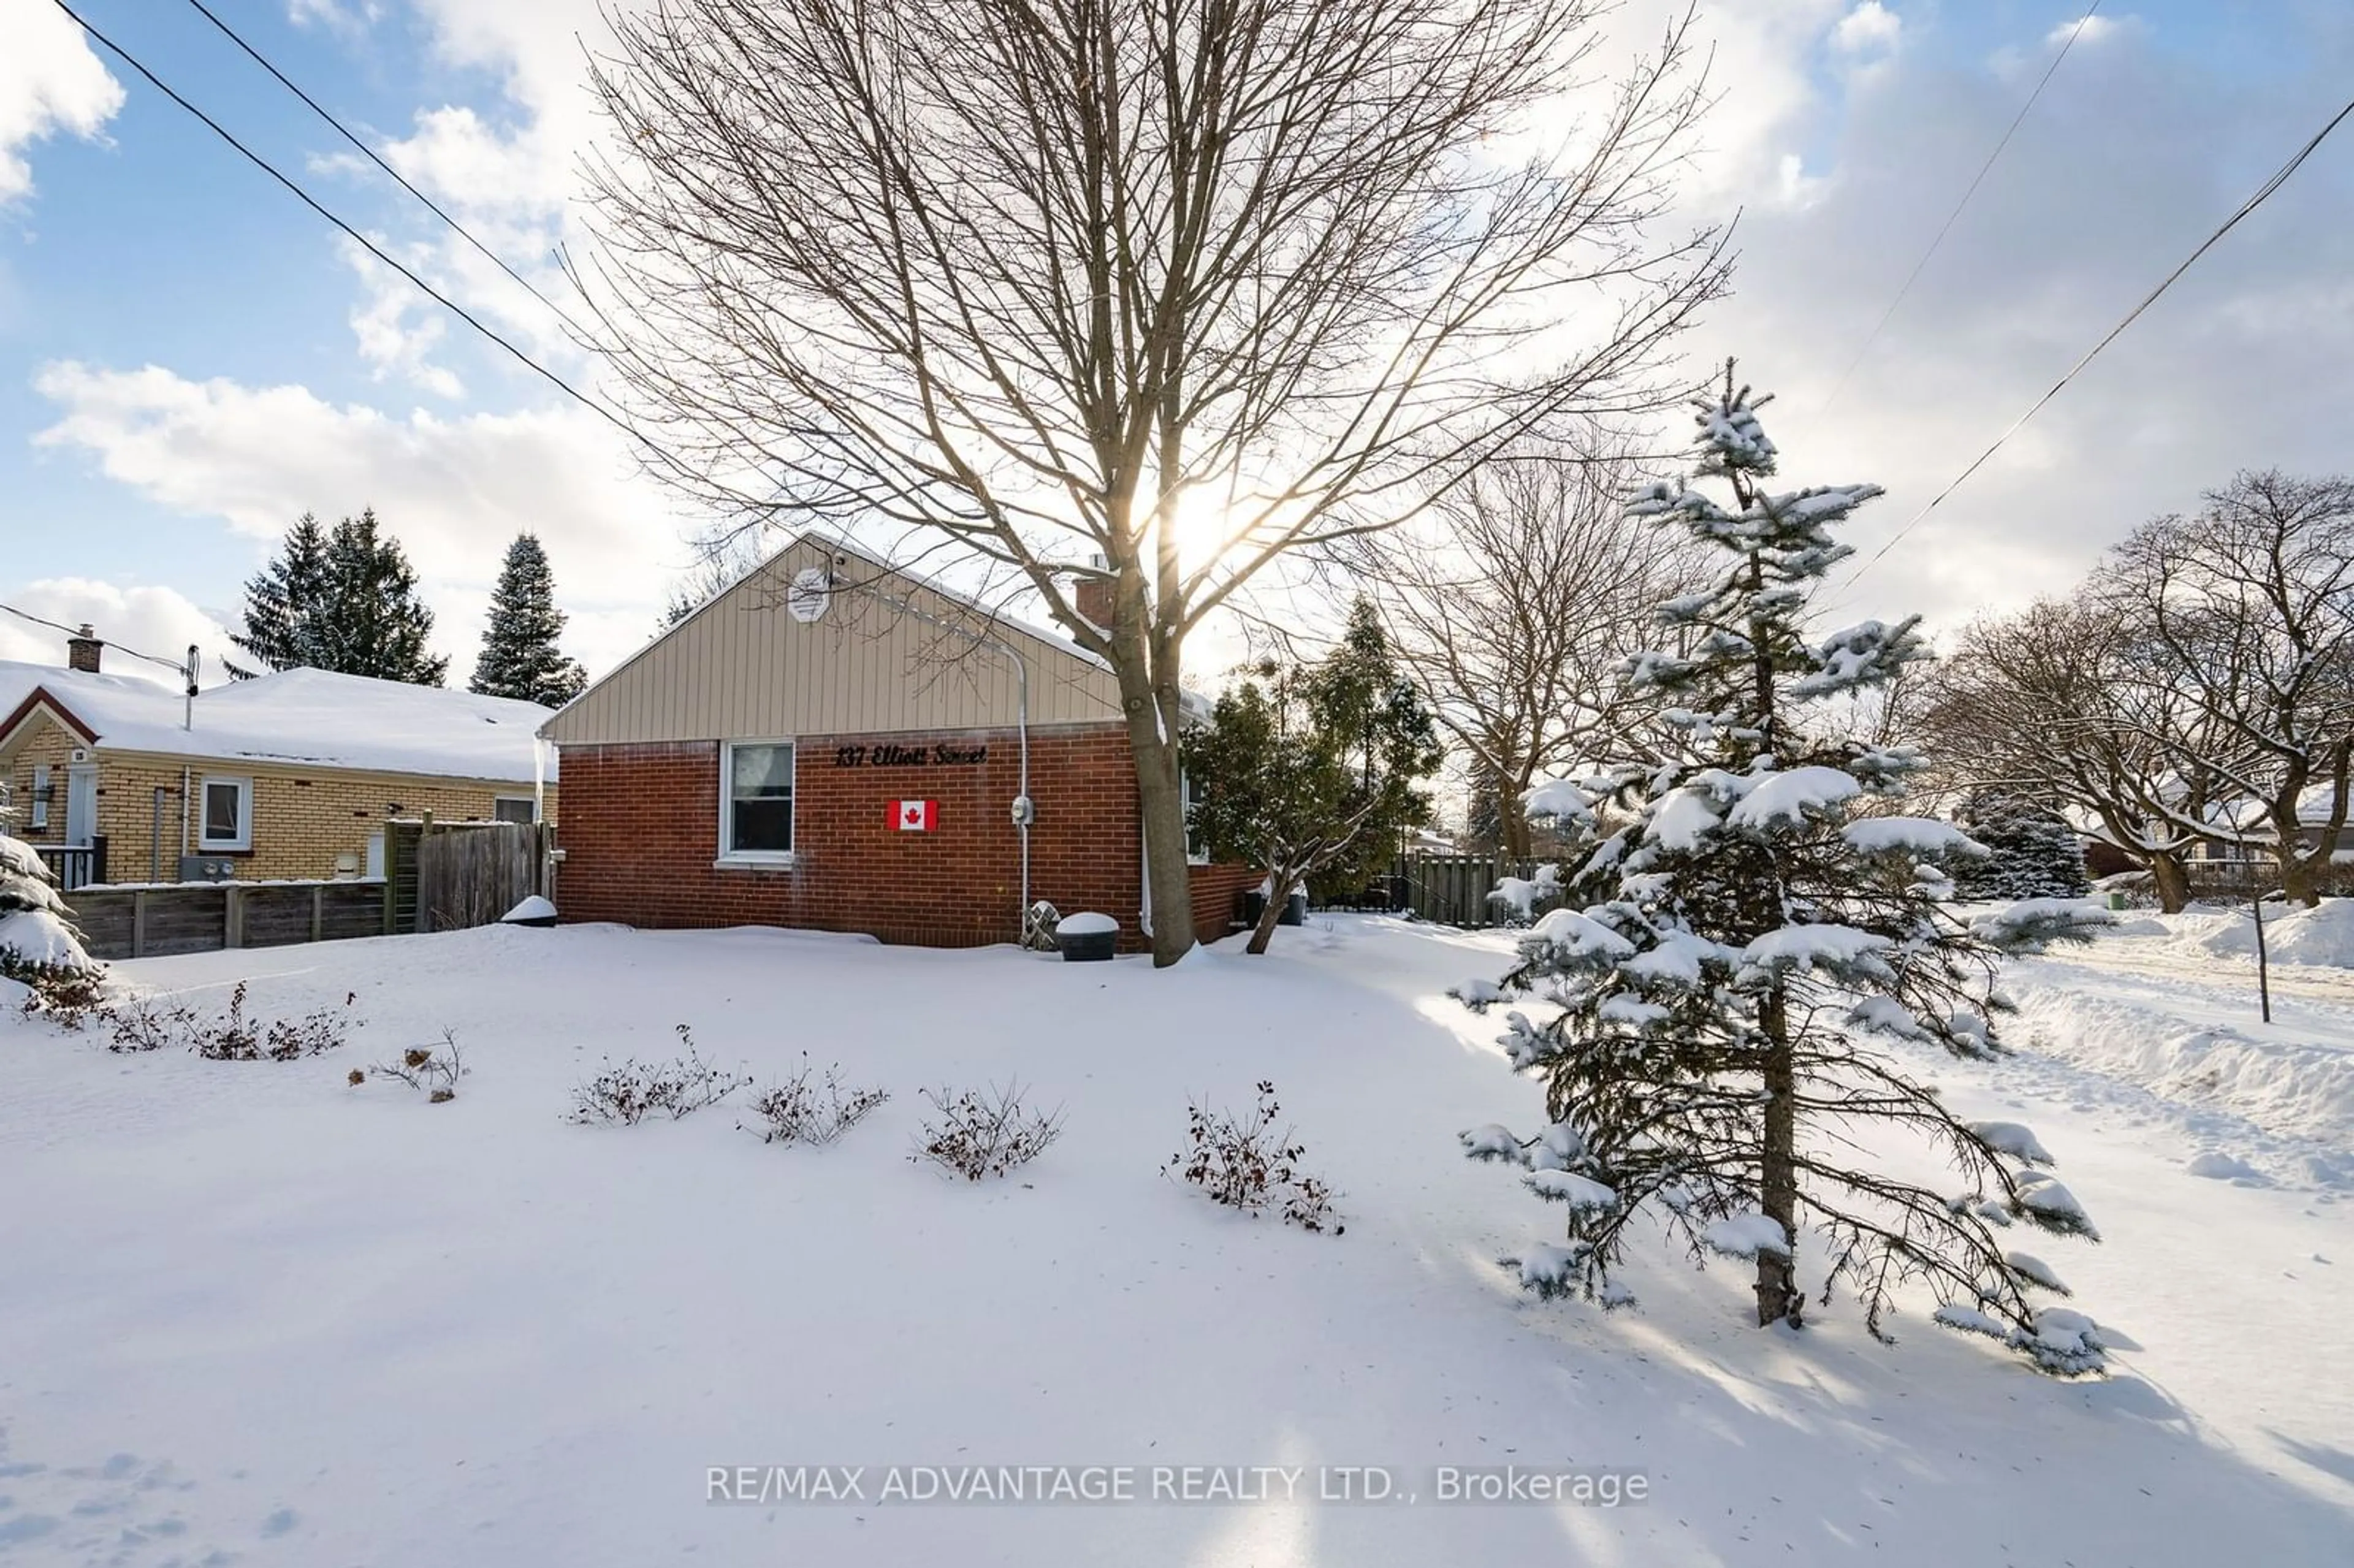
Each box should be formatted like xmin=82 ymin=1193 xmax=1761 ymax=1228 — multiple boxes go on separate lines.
xmin=1181 ymin=766 xmax=1209 ymax=866
xmin=493 ymin=796 xmax=539 ymax=826
xmin=29 ymin=763 xmax=49 ymax=831
xmin=722 ymin=742 xmax=795 ymax=860
xmin=199 ymin=776 xmax=253 ymax=851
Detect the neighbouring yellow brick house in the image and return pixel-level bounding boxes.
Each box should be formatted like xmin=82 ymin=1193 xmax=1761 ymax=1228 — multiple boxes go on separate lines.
xmin=0 ymin=649 xmax=557 ymax=887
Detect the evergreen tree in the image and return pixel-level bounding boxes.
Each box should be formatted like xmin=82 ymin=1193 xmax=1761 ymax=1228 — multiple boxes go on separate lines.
xmin=0 ymin=828 xmax=95 ymax=977
xmin=1952 ymin=792 xmax=2090 ymax=900
xmin=470 ymin=533 xmax=588 ymax=707
xmin=1455 ymin=367 xmax=2111 ymax=1375
xmin=1306 ymin=599 xmax=1444 ymax=899
xmin=1186 ymin=632 xmax=1442 ymax=954
xmin=314 ymin=510 xmax=448 ymax=685
xmin=231 ymin=510 xmax=449 ymax=685
xmin=229 ymin=512 xmax=333 ymax=676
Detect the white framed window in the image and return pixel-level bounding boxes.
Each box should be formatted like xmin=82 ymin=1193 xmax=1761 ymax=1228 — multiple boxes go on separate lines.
xmin=493 ymin=796 xmax=539 ymax=826
xmin=199 ymin=775 xmax=253 ymax=851
xmin=718 ymin=740 xmax=796 ymax=864
xmin=29 ymin=763 xmax=50 ymax=831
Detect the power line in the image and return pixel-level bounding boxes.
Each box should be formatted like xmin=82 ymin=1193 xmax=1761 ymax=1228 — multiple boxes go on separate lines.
xmin=179 ymin=0 xmax=593 ymax=343
xmin=0 ymin=601 xmax=197 ymax=679
xmin=1835 ymin=87 xmax=2354 ymax=595
xmin=1815 ymin=2 xmax=2102 ymax=416
xmin=48 ymin=0 xmax=646 ymax=447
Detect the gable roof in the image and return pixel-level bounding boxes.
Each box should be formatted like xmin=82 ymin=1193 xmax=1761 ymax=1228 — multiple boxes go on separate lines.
xmin=543 ymin=530 xmax=1126 ymax=747
xmin=0 ymin=660 xmax=554 ymax=784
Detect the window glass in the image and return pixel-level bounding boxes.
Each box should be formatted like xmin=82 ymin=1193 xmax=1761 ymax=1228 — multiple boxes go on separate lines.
xmin=493 ymin=797 xmax=538 ymax=825
xmin=202 ymin=779 xmax=246 ymax=846
xmin=1181 ymin=766 xmax=1209 ymax=864
xmin=728 ymin=743 xmax=794 ymax=853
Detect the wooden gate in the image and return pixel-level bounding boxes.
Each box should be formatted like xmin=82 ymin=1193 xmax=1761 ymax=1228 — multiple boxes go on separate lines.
xmin=386 ymin=818 xmax=543 ymax=934
xmin=1392 ymin=853 xmax=1540 ymax=928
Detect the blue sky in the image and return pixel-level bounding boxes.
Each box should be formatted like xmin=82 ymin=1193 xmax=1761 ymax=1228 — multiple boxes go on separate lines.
xmin=2 ymin=0 xmax=2352 ymax=685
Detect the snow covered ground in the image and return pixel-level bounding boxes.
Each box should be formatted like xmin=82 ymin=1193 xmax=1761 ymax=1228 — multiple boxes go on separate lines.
xmin=3 ymin=914 xmax=2350 ymax=1566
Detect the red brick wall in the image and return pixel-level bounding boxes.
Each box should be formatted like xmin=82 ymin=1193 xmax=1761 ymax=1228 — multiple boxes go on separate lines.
xmin=555 ymin=723 xmax=1252 ymax=950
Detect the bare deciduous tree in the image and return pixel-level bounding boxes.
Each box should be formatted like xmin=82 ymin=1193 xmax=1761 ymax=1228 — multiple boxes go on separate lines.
xmin=579 ymin=0 xmax=1729 ymax=962
xmin=1347 ymin=445 xmax=1704 ymax=856
xmin=2109 ymin=471 xmax=2354 ymax=906
xmin=1918 ymin=596 xmax=2226 ymax=912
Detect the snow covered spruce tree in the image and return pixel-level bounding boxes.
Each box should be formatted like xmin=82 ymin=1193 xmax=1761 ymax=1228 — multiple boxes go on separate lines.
xmin=471 ymin=533 xmax=588 ymax=707
xmin=1952 ymin=792 xmax=2089 ymax=902
xmin=0 ymin=820 xmax=99 ymax=999
xmin=1455 ymin=367 xmax=2111 ymax=1374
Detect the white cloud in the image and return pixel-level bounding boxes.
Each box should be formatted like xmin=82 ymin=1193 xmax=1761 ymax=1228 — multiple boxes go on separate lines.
xmin=381 ymin=104 xmax=567 ymax=225
xmin=30 ymin=362 xmax=687 ymax=677
xmin=2051 ymin=13 xmax=2125 ymax=50
xmin=0 ymin=0 xmax=125 ymax=204
xmin=287 ymin=1 xmax=383 ymax=32
xmin=1588 ymin=0 xmax=1845 ymax=211
xmin=1834 ymin=2 xmax=1903 ymax=56
xmin=0 ymin=577 xmax=235 ymax=683
xmin=1691 ymin=15 xmax=2354 ymax=637
xmin=338 ymin=237 xmax=465 ymax=398
xmin=313 ymin=32 xmax=604 ymax=394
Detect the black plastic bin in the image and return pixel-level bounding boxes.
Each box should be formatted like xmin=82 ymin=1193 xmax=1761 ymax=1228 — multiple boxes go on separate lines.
xmin=1057 ymin=912 xmax=1118 ymax=962
xmin=1240 ymin=889 xmax=1309 ymax=927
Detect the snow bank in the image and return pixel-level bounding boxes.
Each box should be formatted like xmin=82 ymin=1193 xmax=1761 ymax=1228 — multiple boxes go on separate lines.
xmin=2198 ymin=897 xmax=2354 ymax=968
xmin=2007 ymin=978 xmax=2354 ymax=1149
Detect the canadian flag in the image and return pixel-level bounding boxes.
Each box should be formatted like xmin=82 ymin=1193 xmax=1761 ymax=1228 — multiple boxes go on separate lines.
xmin=893 ymin=799 xmax=937 ymax=832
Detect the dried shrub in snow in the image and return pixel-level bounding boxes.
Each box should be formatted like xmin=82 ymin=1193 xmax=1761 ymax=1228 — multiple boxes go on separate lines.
xmin=368 ymin=1032 xmax=467 ymax=1103
xmin=742 ymin=1055 xmax=888 ymax=1146
xmin=105 ymin=983 xmax=357 ymax=1060
xmin=1165 ymin=1080 xmax=1341 ymax=1234
xmin=567 ymin=1024 xmax=750 ymax=1125
xmin=911 ymin=1082 xmax=1063 ymax=1181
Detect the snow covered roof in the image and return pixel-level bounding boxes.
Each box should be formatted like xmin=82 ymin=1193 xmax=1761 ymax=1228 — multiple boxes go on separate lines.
xmin=0 ymin=660 xmax=555 ymax=784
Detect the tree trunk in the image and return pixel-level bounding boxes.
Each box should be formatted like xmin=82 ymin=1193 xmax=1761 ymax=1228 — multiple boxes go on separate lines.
xmin=1129 ymin=704 xmax=1196 ymax=967
xmin=2278 ymin=847 xmax=2319 ymax=908
xmin=2149 ymin=850 xmax=2192 ymax=914
xmin=1245 ymin=873 xmax=1292 ymax=955
xmin=1498 ymin=776 xmax=1531 ymax=861
xmin=1754 ymin=989 xmax=1804 ymax=1330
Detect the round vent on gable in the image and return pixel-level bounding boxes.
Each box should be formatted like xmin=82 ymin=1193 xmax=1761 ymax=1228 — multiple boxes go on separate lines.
xmin=787 ymin=567 xmax=833 ymax=623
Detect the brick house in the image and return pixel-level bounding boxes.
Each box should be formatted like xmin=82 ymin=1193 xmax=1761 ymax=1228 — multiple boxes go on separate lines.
xmin=541 ymin=534 xmax=1257 ymax=950
xmin=0 ymin=632 xmax=557 ymax=887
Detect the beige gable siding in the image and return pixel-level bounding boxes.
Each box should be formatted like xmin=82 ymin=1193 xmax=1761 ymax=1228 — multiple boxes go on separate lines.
xmin=544 ymin=538 xmax=1124 ymax=745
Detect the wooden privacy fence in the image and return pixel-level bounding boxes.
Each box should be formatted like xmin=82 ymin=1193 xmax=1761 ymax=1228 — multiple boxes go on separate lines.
xmin=1390 ymin=853 xmax=1544 ymax=929
xmin=66 ymin=880 xmax=387 ymax=961
xmin=382 ymin=816 xmax=546 ymax=935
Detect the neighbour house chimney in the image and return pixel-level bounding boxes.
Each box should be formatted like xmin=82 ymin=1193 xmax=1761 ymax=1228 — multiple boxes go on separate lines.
xmin=1072 ymin=554 xmax=1116 ymax=632
xmin=66 ymin=625 xmax=103 ymax=674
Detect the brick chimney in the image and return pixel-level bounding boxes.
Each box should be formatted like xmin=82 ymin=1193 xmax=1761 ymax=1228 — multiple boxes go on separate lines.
xmin=1072 ymin=557 xmax=1116 ymax=632
xmin=66 ymin=624 xmax=103 ymax=674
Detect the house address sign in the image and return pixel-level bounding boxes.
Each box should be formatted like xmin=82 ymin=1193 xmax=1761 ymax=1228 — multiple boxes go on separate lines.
xmin=832 ymin=740 xmax=989 ymax=769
